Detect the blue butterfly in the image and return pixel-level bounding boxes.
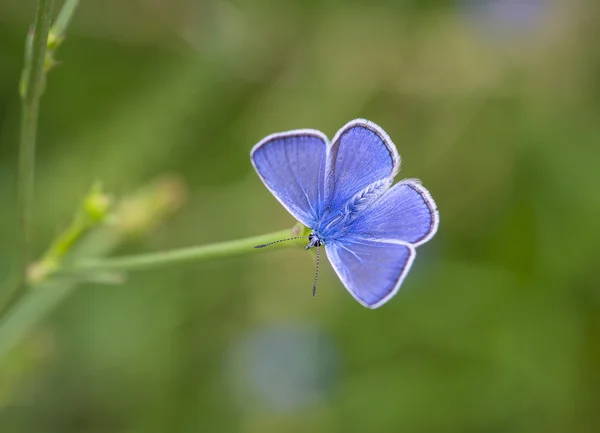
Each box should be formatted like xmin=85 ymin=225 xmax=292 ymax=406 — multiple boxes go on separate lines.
xmin=251 ymin=119 xmax=439 ymax=309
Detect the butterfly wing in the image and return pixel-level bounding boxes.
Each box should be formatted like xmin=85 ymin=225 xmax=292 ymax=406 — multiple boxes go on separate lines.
xmin=326 ymin=179 xmax=438 ymax=308
xmin=251 ymin=129 xmax=328 ymax=227
xmin=326 ymin=238 xmax=416 ymax=309
xmin=350 ymin=179 xmax=439 ymax=246
xmin=325 ymin=119 xmax=400 ymax=214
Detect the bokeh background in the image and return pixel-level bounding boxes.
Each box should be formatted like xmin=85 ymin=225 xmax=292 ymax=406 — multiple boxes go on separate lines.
xmin=1 ymin=0 xmax=600 ymax=432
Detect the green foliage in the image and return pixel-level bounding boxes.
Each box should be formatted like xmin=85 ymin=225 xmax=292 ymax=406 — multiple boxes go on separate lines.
xmin=1 ymin=0 xmax=599 ymax=432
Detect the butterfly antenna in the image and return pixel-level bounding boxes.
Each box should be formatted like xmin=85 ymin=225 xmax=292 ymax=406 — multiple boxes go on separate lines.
xmin=312 ymin=244 xmax=320 ymax=297
xmin=254 ymin=236 xmax=307 ymax=248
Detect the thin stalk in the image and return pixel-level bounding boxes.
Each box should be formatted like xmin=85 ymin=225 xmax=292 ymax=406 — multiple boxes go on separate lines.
xmin=0 ymin=280 xmax=73 ymax=362
xmin=17 ymin=0 xmax=54 ymax=296
xmin=68 ymin=229 xmax=305 ymax=272
xmin=48 ymin=0 xmax=79 ymax=50
xmin=0 ymin=228 xmax=305 ymax=361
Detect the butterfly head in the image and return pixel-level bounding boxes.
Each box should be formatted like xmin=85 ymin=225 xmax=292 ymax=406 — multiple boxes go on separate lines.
xmin=306 ymin=232 xmax=323 ymax=250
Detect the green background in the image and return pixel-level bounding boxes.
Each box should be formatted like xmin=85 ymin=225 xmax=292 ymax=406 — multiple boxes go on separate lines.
xmin=1 ymin=0 xmax=599 ymax=432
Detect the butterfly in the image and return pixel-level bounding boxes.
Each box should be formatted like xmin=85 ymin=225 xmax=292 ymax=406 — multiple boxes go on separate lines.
xmin=250 ymin=119 xmax=439 ymax=309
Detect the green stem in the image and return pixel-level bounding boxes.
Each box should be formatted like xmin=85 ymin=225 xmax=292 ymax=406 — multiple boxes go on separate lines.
xmin=0 ymin=228 xmax=306 ymax=361
xmin=49 ymin=0 xmax=79 ymax=48
xmin=68 ymin=229 xmax=306 ymax=273
xmin=0 ymin=280 xmax=73 ymax=362
xmin=17 ymin=0 xmax=54 ymax=296
xmin=28 ymin=183 xmax=111 ymax=285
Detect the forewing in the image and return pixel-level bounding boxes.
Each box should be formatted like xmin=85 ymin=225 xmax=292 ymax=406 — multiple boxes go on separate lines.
xmin=326 ymin=239 xmax=416 ymax=309
xmin=325 ymin=119 xmax=400 ymax=214
xmin=350 ymin=179 xmax=439 ymax=246
xmin=251 ymin=130 xmax=328 ymax=227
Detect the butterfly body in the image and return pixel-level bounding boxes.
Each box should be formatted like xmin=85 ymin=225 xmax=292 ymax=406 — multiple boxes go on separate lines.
xmin=251 ymin=119 xmax=439 ymax=309
xmin=313 ymin=177 xmax=393 ymax=242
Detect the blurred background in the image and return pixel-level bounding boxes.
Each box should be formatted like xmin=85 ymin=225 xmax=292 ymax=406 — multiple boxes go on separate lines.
xmin=1 ymin=0 xmax=600 ymax=432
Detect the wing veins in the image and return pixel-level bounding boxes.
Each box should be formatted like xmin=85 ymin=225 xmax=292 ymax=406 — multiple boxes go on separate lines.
xmin=283 ymin=138 xmax=316 ymax=220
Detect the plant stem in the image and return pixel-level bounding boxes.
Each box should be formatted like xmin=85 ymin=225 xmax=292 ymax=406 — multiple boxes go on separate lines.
xmin=68 ymin=229 xmax=306 ymax=273
xmin=0 ymin=280 xmax=73 ymax=362
xmin=0 ymin=227 xmax=306 ymax=361
xmin=49 ymin=0 xmax=79 ymax=45
xmin=17 ymin=0 xmax=54 ymax=296
xmin=27 ymin=183 xmax=111 ymax=285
